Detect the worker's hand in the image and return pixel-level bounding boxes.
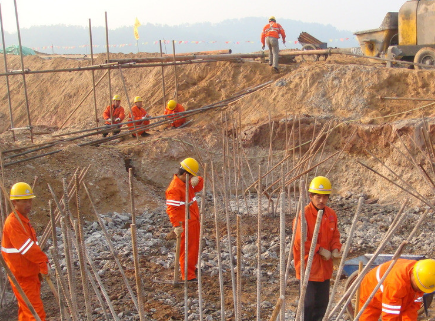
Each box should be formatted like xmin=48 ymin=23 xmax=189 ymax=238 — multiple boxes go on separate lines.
xmin=318 ymin=247 xmax=331 ymax=261
xmin=262 ymin=46 xmax=265 ymax=50
xmin=174 ymin=226 xmax=183 ymax=236
xmin=283 ymin=40 xmax=286 ymax=44
xmin=105 ymin=118 xmax=110 ymax=122
xmin=332 ymin=248 xmax=342 ymax=259
xmin=115 ymin=118 xmax=121 ymax=122
xmin=142 ymin=116 xmax=148 ymax=119
xmin=191 ymin=176 xmax=199 ymax=187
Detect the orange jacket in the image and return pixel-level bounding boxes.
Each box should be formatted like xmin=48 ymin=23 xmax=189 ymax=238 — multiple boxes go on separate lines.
xmin=293 ymin=202 xmax=341 ymax=282
xmin=103 ymin=105 xmax=125 ymax=125
xmin=1 ymin=211 xmax=48 ymax=279
xmin=165 ymin=174 xmax=204 ymax=227
xmin=164 ymin=103 xmax=187 ymax=128
xmin=261 ymin=22 xmax=286 ymax=46
xmin=359 ymin=259 xmax=423 ymax=321
xmin=127 ymin=105 xmax=150 ymax=129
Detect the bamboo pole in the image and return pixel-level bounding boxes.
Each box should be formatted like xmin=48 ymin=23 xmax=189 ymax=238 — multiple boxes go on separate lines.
xmin=198 ymin=164 xmax=207 ymax=321
xmin=159 ymin=40 xmax=167 ymax=110
xmin=354 ymin=261 xmax=363 ymax=318
xmin=88 ymin=19 xmax=99 ymax=127
xmin=104 ymin=12 xmax=113 ymax=125
xmin=256 ymin=165 xmax=262 ymax=321
xmin=172 ymin=40 xmax=178 ymax=102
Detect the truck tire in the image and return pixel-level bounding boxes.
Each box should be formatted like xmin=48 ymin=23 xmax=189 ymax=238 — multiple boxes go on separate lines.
xmin=301 ymin=44 xmax=319 ymax=62
xmin=414 ymin=47 xmax=435 ymax=70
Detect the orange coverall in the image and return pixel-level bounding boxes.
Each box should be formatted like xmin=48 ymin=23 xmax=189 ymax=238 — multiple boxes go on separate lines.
xmin=165 ymin=174 xmax=204 ymax=280
xmin=1 ymin=210 xmax=48 ymax=321
xmin=164 ymin=103 xmax=186 ymax=128
xmin=359 ymin=259 xmax=424 ymax=321
xmin=261 ymin=22 xmax=286 ymax=47
xmin=103 ymin=105 xmax=125 ymax=125
xmin=127 ymin=105 xmax=150 ymax=136
xmin=293 ymin=202 xmax=341 ymax=281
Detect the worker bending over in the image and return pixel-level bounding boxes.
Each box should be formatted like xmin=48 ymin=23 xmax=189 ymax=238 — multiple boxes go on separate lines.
xmin=128 ymin=96 xmax=150 ymax=137
xmin=293 ymin=176 xmax=342 ymax=321
xmin=261 ymin=16 xmax=286 ymax=73
xmin=358 ymin=258 xmax=435 ymax=320
xmin=164 ymin=100 xmax=187 ymax=128
xmin=102 ymin=94 xmax=125 ymax=137
xmin=1 ymin=182 xmax=49 ymax=320
xmin=165 ymin=158 xmax=203 ymax=281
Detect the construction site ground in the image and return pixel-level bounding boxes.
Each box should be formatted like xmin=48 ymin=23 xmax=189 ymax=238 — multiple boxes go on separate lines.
xmin=1 ymin=51 xmax=435 ymax=320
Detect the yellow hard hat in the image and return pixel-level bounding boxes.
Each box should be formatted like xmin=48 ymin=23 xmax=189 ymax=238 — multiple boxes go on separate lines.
xmin=269 ymin=16 xmax=276 ymax=21
xmin=10 ymin=182 xmax=35 ymax=200
xmin=134 ymin=96 xmax=143 ymax=103
xmin=413 ymin=259 xmax=435 ymax=293
xmin=112 ymin=94 xmax=121 ymax=101
xmin=167 ymin=100 xmax=177 ymax=110
xmin=180 ymin=158 xmax=199 ymax=176
xmin=308 ymin=176 xmax=332 ymax=194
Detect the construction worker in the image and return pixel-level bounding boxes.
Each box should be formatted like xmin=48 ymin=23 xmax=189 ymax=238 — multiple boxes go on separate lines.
xmin=102 ymin=94 xmax=125 ymax=137
xmin=293 ymin=176 xmax=342 ymax=321
xmin=165 ymin=158 xmax=203 ymax=281
xmin=358 ymin=258 xmax=435 ymax=320
xmin=261 ymin=16 xmax=286 ymax=73
xmin=1 ymin=182 xmax=49 ymax=321
xmin=164 ymin=100 xmax=187 ymax=128
xmin=127 ymin=96 xmax=150 ymax=137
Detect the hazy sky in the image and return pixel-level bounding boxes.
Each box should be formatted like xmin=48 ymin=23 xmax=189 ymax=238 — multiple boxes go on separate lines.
xmin=0 ymin=0 xmax=406 ymax=33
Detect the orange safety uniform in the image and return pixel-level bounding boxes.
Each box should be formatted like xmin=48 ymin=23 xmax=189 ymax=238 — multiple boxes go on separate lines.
xmin=164 ymin=103 xmax=186 ymax=128
xmin=103 ymin=105 xmax=125 ymax=125
xmin=127 ymin=104 xmax=150 ymax=136
xmin=293 ymin=202 xmax=341 ymax=281
xmin=261 ymin=21 xmax=286 ymax=47
xmin=165 ymin=174 xmax=204 ymax=280
xmin=1 ymin=210 xmax=48 ymax=321
xmin=359 ymin=259 xmax=424 ymax=321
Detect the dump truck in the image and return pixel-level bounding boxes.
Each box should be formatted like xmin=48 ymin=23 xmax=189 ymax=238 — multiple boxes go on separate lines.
xmin=354 ymin=0 xmax=435 ymax=69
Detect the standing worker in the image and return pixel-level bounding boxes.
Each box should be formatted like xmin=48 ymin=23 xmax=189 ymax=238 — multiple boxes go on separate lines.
xmin=165 ymin=158 xmax=203 ymax=281
xmin=164 ymin=100 xmax=187 ymax=128
xmin=261 ymin=16 xmax=286 ymax=73
xmin=293 ymin=176 xmax=342 ymax=321
xmin=358 ymin=258 xmax=435 ymax=320
xmin=1 ymin=182 xmax=49 ymax=321
xmin=127 ymin=96 xmax=150 ymax=137
xmin=102 ymin=94 xmax=125 ymax=137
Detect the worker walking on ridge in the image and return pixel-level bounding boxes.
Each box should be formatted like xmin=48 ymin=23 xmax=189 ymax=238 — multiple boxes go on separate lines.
xmin=164 ymin=100 xmax=187 ymax=128
xmin=127 ymin=96 xmax=150 ymax=137
xmin=165 ymin=158 xmax=203 ymax=281
xmin=358 ymin=258 xmax=435 ymax=320
xmin=102 ymin=94 xmax=125 ymax=137
xmin=293 ymin=176 xmax=342 ymax=321
xmin=261 ymin=16 xmax=286 ymax=73
xmin=1 ymin=182 xmax=49 ymax=321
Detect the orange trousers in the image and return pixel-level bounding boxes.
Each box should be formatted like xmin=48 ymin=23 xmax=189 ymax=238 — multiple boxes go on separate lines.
xmin=10 ymin=275 xmax=46 ymax=321
xmin=179 ymin=219 xmax=200 ymax=280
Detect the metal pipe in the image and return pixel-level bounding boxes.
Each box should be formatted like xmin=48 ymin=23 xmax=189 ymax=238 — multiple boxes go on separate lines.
xmin=299 ymin=180 xmax=307 ymax=299
xmin=256 ymin=165 xmax=262 ymax=321
xmin=172 ymin=40 xmax=178 ymax=101
xmin=159 ymin=40 xmax=166 ymax=110
xmin=88 ymin=19 xmax=99 ymax=127
xmin=104 ymin=12 xmax=113 ymax=125
xmin=131 ymin=224 xmax=146 ymax=320
xmin=13 ymin=0 xmax=33 ymax=142
xmin=198 ymin=164 xmax=207 ymax=321
xmin=279 ymin=166 xmax=286 ymax=321
xmin=236 ymin=214 xmax=242 ymax=321
xmin=184 ymin=172 xmax=190 ymax=321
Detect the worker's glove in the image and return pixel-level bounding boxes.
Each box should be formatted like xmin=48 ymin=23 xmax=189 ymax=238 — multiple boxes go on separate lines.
xmin=115 ymin=118 xmax=121 ymax=122
xmin=191 ymin=176 xmax=199 ymax=187
xmin=174 ymin=226 xmax=183 ymax=236
xmin=105 ymin=118 xmax=110 ymax=122
xmin=142 ymin=116 xmax=148 ymax=119
xmin=332 ymin=249 xmax=342 ymax=259
xmin=318 ymin=247 xmax=331 ymax=261
xmin=262 ymin=46 xmax=265 ymax=50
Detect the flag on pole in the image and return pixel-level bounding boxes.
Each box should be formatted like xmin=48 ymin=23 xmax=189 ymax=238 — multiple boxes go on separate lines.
xmin=134 ymin=17 xmax=141 ymax=40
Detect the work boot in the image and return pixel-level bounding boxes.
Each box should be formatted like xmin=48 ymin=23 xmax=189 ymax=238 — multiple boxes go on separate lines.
xmin=141 ymin=132 xmax=150 ymax=137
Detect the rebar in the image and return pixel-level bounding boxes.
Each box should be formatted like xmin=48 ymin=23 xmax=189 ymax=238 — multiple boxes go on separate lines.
xmin=279 ymin=165 xmax=286 ymax=321
xmin=198 ymin=164 xmax=207 ymax=321
xmin=236 ymin=214 xmax=242 ymax=321
xmin=256 ymin=165 xmax=262 ymax=321
xmin=159 ymin=40 xmax=166 ymax=110
xmin=131 ymin=224 xmax=146 ymax=320
xmin=88 ymin=19 xmax=99 ymax=127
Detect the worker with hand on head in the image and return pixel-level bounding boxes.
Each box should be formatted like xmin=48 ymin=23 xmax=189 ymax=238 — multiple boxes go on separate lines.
xmin=164 ymin=100 xmax=187 ymax=128
xmin=102 ymin=94 xmax=125 ymax=137
xmin=358 ymin=258 xmax=435 ymax=321
xmin=293 ymin=176 xmax=342 ymax=321
xmin=2 ymin=182 xmax=49 ymax=321
xmin=165 ymin=158 xmax=204 ymax=281
xmin=128 ymin=96 xmax=150 ymax=138
xmin=261 ymin=16 xmax=286 ymax=73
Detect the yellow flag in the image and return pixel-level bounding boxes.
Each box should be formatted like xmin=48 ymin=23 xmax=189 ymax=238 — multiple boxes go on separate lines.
xmin=134 ymin=18 xmax=141 ymax=40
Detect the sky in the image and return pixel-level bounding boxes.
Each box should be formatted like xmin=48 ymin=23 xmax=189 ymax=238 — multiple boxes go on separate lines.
xmin=0 ymin=0 xmax=407 ymax=33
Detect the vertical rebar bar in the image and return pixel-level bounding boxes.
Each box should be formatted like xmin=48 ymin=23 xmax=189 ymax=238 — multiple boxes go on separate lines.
xmin=299 ymin=179 xmax=307 ymax=297
xmin=13 ymin=0 xmax=33 ymax=142
xmin=105 ymin=12 xmax=113 ymax=124
xmin=88 ymin=19 xmax=99 ymax=126
xmin=198 ymin=164 xmax=207 ymax=321
xmin=131 ymin=224 xmax=146 ymax=320
xmin=236 ymin=214 xmax=242 ymax=321
xmin=279 ymin=165 xmax=286 ymax=321
xmin=184 ymin=172 xmax=190 ymax=321
xmin=159 ymin=40 xmax=166 ymax=110
xmin=256 ymin=165 xmax=262 ymax=321
xmin=172 ymin=40 xmax=178 ymax=101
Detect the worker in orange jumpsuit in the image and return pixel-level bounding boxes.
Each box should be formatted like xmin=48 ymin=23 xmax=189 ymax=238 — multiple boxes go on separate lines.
xmin=102 ymin=94 xmax=125 ymax=137
xmin=165 ymin=157 xmax=203 ymax=281
xmin=1 ymin=182 xmax=49 ymax=321
xmin=164 ymin=100 xmax=187 ymax=128
xmin=261 ymin=16 xmax=286 ymax=73
xmin=293 ymin=176 xmax=342 ymax=321
xmin=127 ymin=96 xmax=150 ymax=137
xmin=358 ymin=258 xmax=435 ymax=320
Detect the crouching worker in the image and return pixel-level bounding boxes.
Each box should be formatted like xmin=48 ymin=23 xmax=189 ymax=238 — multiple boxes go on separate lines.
xmin=165 ymin=158 xmax=203 ymax=281
xmin=102 ymin=94 xmax=125 ymax=137
xmin=358 ymin=258 xmax=435 ymax=320
xmin=1 ymin=182 xmax=49 ymax=320
xmin=128 ymin=96 xmax=150 ymax=137
xmin=293 ymin=176 xmax=342 ymax=321
xmin=164 ymin=100 xmax=186 ymax=128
